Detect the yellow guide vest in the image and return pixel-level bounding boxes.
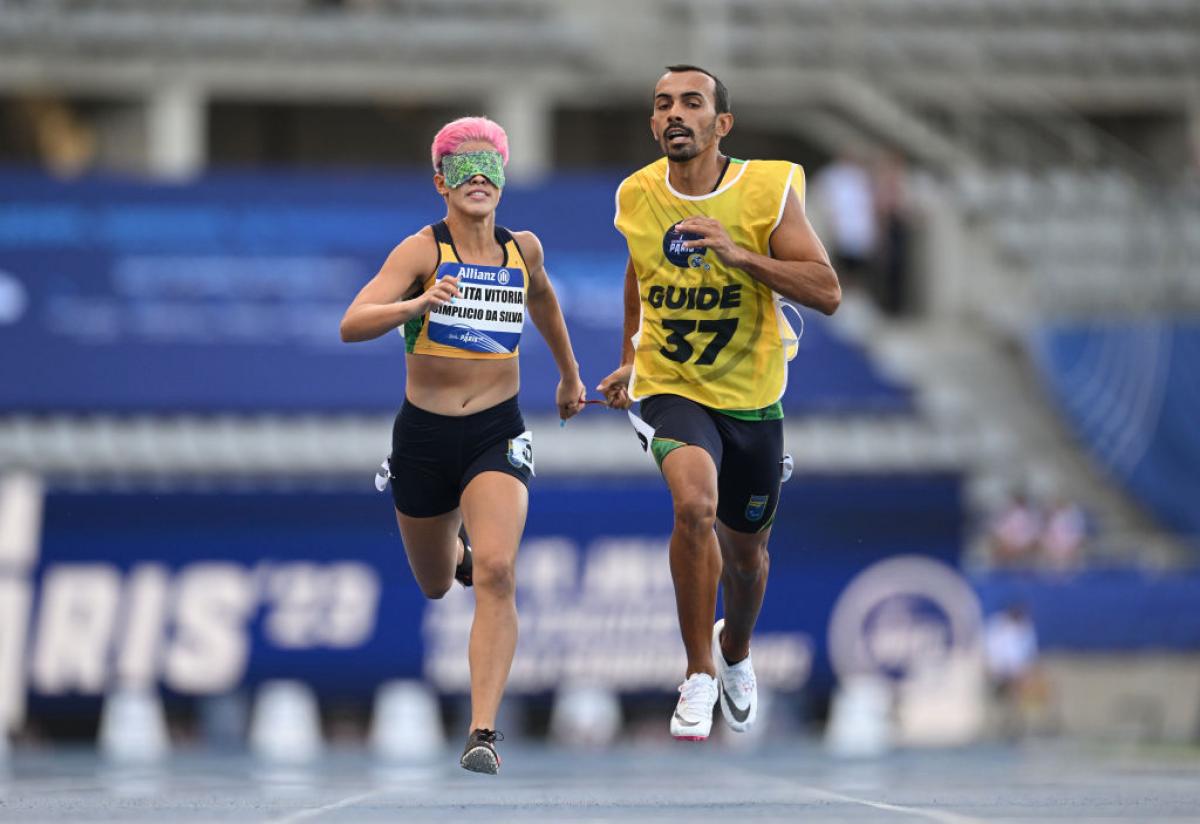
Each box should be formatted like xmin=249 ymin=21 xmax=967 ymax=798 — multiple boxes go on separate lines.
xmin=405 ymin=220 xmax=528 ymax=360
xmin=614 ymin=157 xmax=804 ymax=410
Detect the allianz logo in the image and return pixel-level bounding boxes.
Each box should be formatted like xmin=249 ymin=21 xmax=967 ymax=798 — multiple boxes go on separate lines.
xmin=456 ymin=266 xmax=497 ymax=282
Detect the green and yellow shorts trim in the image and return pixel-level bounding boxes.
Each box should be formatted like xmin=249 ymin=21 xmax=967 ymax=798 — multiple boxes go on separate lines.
xmin=639 ymin=393 xmax=785 ymax=534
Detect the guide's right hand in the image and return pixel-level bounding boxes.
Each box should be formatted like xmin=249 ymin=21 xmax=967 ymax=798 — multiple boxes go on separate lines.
xmin=596 ymin=364 xmax=633 ymax=409
xmin=420 ymin=275 xmax=460 ymax=312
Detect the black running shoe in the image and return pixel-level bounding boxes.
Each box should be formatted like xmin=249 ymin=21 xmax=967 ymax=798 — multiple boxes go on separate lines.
xmin=454 ymin=526 xmax=473 ymax=588
xmin=460 ymin=728 xmax=502 ymax=774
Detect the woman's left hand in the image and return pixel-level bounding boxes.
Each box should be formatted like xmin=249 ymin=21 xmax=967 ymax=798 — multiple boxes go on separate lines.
xmin=557 ymin=374 xmax=587 ymax=421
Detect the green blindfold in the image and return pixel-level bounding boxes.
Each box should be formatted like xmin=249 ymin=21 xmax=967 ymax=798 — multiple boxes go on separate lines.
xmin=441 ymin=150 xmax=506 ymax=190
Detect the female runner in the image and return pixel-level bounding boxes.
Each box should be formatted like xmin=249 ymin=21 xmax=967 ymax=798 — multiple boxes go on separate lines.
xmin=340 ymin=116 xmax=586 ymax=774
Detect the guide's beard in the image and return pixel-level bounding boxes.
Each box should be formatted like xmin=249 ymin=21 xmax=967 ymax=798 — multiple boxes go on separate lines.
xmin=666 ymin=142 xmax=699 ymax=161
xmin=663 ymin=121 xmax=715 ymax=162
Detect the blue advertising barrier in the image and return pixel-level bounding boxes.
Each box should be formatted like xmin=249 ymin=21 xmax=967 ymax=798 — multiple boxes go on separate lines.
xmin=0 ymin=170 xmax=911 ymax=415
xmin=16 ymin=472 xmax=1199 ymax=726
xmin=10 ymin=473 xmax=962 ymax=716
xmin=973 ymin=570 xmax=1200 ymax=651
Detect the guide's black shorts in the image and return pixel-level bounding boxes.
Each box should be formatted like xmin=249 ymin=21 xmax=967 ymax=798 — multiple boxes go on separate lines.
xmin=639 ymin=393 xmax=784 ymax=534
xmin=389 ymin=395 xmax=531 ymax=518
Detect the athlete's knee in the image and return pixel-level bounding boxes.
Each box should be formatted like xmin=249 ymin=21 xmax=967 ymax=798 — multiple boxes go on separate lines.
xmin=472 ymin=555 xmax=516 ymax=597
xmin=725 ymin=543 xmax=770 ymax=582
xmin=673 ymin=495 xmax=717 ymax=536
xmin=418 ymin=577 xmax=453 ymax=600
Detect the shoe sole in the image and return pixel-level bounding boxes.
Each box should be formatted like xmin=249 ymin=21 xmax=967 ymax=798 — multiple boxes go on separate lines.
xmin=671 ymin=708 xmax=712 ymax=741
xmin=713 ymin=620 xmax=755 ymax=733
xmin=460 ymin=746 xmax=499 ymax=774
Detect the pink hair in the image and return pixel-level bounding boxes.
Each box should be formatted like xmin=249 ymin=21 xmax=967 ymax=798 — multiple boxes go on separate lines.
xmin=430 ymin=116 xmax=510 ymax=171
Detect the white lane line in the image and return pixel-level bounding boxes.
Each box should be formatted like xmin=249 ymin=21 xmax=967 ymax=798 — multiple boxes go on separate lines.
xmin=732 ymin=767 xmax=990 ymax=824
xmin=264 ymin=787 xmax=392 ymax=824
xmin=803 ymin=785 xmax=988 ymax=824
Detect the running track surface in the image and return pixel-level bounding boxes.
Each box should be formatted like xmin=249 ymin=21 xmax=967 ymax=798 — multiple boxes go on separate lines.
xmin=2 ymin=742 xmax=1198 ymax=823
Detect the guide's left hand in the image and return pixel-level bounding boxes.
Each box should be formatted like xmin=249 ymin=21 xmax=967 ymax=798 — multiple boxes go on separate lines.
xmin=596 ymin=364 xmax=632 ymax=410
xmin=557 ymin=373 xmax=587 ymax=421
xmin=676 ymin=215 xmax=745 ymax=267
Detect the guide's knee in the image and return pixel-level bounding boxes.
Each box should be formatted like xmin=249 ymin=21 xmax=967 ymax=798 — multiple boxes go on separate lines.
xmin=673 ymin=496 xmax=717 ymax=537
xmin=726 ymin=544 xmax=770 ymax=583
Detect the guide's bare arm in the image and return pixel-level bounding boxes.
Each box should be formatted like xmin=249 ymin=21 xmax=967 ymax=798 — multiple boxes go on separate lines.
xmin=595 ymin=257 xmax=639 ymax=409
xmin=676 ymin=189 xmax=841 ymax=315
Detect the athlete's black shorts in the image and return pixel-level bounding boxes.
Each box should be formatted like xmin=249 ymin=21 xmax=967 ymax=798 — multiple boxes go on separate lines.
xmin=639 ymin=393 xmax=784 ymax=534
xmin=389 ymin=395 xmax=531 ymax=518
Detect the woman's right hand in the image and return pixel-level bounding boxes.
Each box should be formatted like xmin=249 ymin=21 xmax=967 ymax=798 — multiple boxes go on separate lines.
xmin=419 ymin=275 xmax=461 ymax=312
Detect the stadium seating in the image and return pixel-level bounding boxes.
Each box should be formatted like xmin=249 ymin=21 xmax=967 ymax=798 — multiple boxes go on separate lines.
xmin=1032 ymin=321 xmax=1200 ymax=540
xmin=1 ymin=0 xmax=1194 ymax=106
xmin=0 ymin=170 xmax=927 ymax=479
xmin=957 ymin=168 xmax=1199 ymax=313
xmin=0 ymin=170 xmax=911 ymax=419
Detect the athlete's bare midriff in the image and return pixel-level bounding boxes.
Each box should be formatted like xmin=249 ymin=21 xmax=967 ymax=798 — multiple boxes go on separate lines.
xmin=404 ymin=352 xmax=520 ymax=416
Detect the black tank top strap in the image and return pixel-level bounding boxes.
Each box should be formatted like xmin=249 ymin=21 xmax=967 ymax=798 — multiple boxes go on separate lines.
xmin=495 ymin=225 xmax=524 ymax=269
xmin=431 ymin=220 xmax=453 ymax=247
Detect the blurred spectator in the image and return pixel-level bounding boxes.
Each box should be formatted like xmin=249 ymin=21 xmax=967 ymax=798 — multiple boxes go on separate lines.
xmin=1040 ymin=498 xmax=1087 ymax=571
xmin=814 ymin=153 xmax=878 ymax=294
xmin=873 ymin=153 xmax=913 ymax=316
xmin=985 ymin=603 xmax=1038 ymax=687
xmin=987 ymin=492 xmax=1043 ymax=568
xmin=984 ymin=603 xmax=1050 ymax=739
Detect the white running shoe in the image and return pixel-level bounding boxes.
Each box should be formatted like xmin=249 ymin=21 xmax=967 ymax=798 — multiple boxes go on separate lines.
xmin=712 ymin=619 xmax=757 ymax=732
xmin=670 ymin=672 xmax=719 ymax=741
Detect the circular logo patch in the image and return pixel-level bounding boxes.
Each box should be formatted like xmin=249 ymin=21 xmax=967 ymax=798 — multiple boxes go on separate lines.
xmin=827 ymin=555 xmax=982 ymax=683
xmin=662 ymin=225 xmax=707 ymax=268
xmin=497 ymin=268 xmax=510 ymax=285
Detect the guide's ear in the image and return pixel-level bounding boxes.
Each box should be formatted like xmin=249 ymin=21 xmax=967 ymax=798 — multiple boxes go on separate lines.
xmin=715 ymin=112 xmax=733 ymax=140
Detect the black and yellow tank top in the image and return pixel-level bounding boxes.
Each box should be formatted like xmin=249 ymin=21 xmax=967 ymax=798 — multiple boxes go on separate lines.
xmin=614 ymin=157 xmax=804 ymax=410
xmin=404 ymin=220 xmax=528 ymax=359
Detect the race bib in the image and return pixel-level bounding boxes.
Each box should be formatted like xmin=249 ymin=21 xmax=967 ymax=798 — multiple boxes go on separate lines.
xmin=627 ymin=410 xmax=657 ymax=456
xmin=426 ymin=262 xmax=525 ymax=354
xmin=506 ymin=430 xmax=535 ymax=476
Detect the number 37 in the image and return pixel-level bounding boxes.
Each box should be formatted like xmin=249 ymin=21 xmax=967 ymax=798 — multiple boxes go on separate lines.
xmin=659 ymin=318 xmax=738 ymax=365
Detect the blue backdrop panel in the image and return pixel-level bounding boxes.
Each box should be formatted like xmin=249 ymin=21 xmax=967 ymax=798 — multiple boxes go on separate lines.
xmin=0 ymin=171 xmax=910 ymax=415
